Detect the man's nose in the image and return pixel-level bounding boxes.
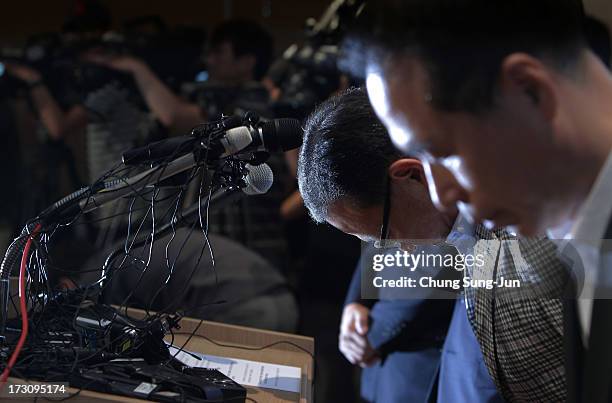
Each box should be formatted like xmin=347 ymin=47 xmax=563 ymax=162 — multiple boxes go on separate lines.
xmin=424 ymin=162 xmax=469 ymax=213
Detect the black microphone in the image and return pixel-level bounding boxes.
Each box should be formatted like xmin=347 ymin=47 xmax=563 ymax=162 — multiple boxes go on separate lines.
xmin=254 ymin=118 xmax=304 ymax=152
xmin=122 ymin=118 xmax=303 ymax=166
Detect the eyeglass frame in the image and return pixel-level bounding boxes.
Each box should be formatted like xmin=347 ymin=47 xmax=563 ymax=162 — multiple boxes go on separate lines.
xmin=374 ymin=176 xmax=392 ymax=249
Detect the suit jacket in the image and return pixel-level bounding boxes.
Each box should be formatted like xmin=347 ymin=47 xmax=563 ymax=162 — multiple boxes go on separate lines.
xmin=437 ymin=298 xmax=503 ymax=403
xmin=561 ymin=241 xmax=587 ymax=403
xmin=464 ymin=227 xmax=575 ymax=402
xmin=576 ymin=220 xmax=612 ymax=403
xmin=345 ymin=252 xmax=455 ymax=403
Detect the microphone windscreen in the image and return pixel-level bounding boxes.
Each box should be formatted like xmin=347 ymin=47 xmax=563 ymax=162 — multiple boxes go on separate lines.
xmin=221 ymin=126 xmax=253 ymax=156
xmin=243 ymin=163 xmax=274 ymax=195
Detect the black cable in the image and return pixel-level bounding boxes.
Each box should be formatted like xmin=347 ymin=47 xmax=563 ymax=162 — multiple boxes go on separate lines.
xmin=154 ymin=185 xmax=216 ymax=314
xmin=99 ymin=166 xmax=200 ymax=306
xmin=147 ymin=127 xmax=219 ymax=314
xmin=148 ymin=165 xmax=202 ymax=311
xmin=170 ymin=332 xmax=315 ymax=359
xmin=169 ymin=332 xmax=317 ymax=386
xmin=59 ymin=167 xmax=202 ymax=369
xmin=68 ymin=189 xmax=185 ymax=228
xmin=166 ymin=319 xmax=205 ymax=365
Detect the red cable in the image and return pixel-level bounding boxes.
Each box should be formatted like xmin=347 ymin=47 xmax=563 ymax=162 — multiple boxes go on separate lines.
xmin=0 ymin=223 xmax=41 ymax=386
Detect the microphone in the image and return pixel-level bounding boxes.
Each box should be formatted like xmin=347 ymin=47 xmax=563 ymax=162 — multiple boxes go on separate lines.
xmin=243 ymin=163 xmax=273 ymax=195
xmin=40 ymin=149 xmax=276 ymax=223
xmin=121 ymin=118 xmax=303 ymax=166
xmin=210 ymin=118 xmax=303 ymax=158
xmin=253 ymin=118 xmax=303 ymax=153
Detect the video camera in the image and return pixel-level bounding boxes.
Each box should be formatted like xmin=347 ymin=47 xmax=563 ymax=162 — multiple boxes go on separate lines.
xmin=0 ymin=21 xmax=205 ymax=99
xmin=269 ymin=0 xmax=365 ymax=119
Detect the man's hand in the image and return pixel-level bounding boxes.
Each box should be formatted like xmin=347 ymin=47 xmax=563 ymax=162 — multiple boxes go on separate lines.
xmin=339 ymin=303 xmax=380 ymax=367
xmin=3 ymin=62 xmax=41 ymax=83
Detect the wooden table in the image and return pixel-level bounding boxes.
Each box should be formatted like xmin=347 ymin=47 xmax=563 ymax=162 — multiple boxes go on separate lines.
xmin=5 ymin=312 xmax=314 ymax=403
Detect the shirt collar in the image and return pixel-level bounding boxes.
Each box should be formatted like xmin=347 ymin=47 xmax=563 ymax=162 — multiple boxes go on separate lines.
xmin=446 ymin=213 xmax=475 ymax=243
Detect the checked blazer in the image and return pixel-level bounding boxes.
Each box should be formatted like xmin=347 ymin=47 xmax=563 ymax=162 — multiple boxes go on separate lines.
xmin=460 ymin=226 xmax=580 ymax=402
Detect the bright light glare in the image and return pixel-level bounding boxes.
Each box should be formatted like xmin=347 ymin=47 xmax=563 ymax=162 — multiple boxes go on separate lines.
xmin=365 ymin=72 xmax=388 ymax=116
xmin=440 ymin=156 xmax=472 ymax=191
xmin=366 ymin=71 xmax=410 ymax=149
xmin=388 ymin=127 xmax=410 ymax=148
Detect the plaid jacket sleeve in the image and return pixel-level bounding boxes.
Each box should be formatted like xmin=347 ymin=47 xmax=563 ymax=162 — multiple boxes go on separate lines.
xmin=463 ymin=226 xmax=577 ymax=402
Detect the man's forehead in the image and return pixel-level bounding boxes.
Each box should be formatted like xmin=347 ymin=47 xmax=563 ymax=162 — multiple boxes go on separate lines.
xmin=366 ymin=57 xmax=447 ymax=156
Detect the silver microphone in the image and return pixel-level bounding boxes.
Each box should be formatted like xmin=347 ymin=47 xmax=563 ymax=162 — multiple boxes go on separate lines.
xmin=243 ymin=163 xmax=274 ymax=195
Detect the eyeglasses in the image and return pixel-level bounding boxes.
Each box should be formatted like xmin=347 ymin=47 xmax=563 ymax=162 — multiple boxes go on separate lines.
xmin=374 ymin=176 xmax=392 ymax=249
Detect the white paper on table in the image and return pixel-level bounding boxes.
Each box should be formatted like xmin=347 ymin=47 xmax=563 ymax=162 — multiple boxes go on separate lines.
xmin=167 ymin=345 xmax=301 ymax=394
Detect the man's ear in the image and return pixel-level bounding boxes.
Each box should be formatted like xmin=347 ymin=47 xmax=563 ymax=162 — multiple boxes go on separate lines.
xmin=500 ymin=53 xmax=557 ymax=121
xmin=388 ymin=159 xmax=425 ymax=183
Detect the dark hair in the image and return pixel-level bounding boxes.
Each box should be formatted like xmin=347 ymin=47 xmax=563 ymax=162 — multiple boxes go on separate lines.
xmin=341 ymin=0 xmax=587 ymax=113
xmin=585 ymin=16 xmax=611 ymax=68
xmin=298 ymin=87 xmax=401 ymax=223
xmin=209 ymin=19 xmax=274 ymax=81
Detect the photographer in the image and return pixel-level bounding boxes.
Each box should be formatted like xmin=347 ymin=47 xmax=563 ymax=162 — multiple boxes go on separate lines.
xmin=85 ymin=19 xmax=293 ymax=272
xmin=2 ymin=62 xmax=87 ymax=141
xmin=85 ymin=19 xmax=274 ymax=134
